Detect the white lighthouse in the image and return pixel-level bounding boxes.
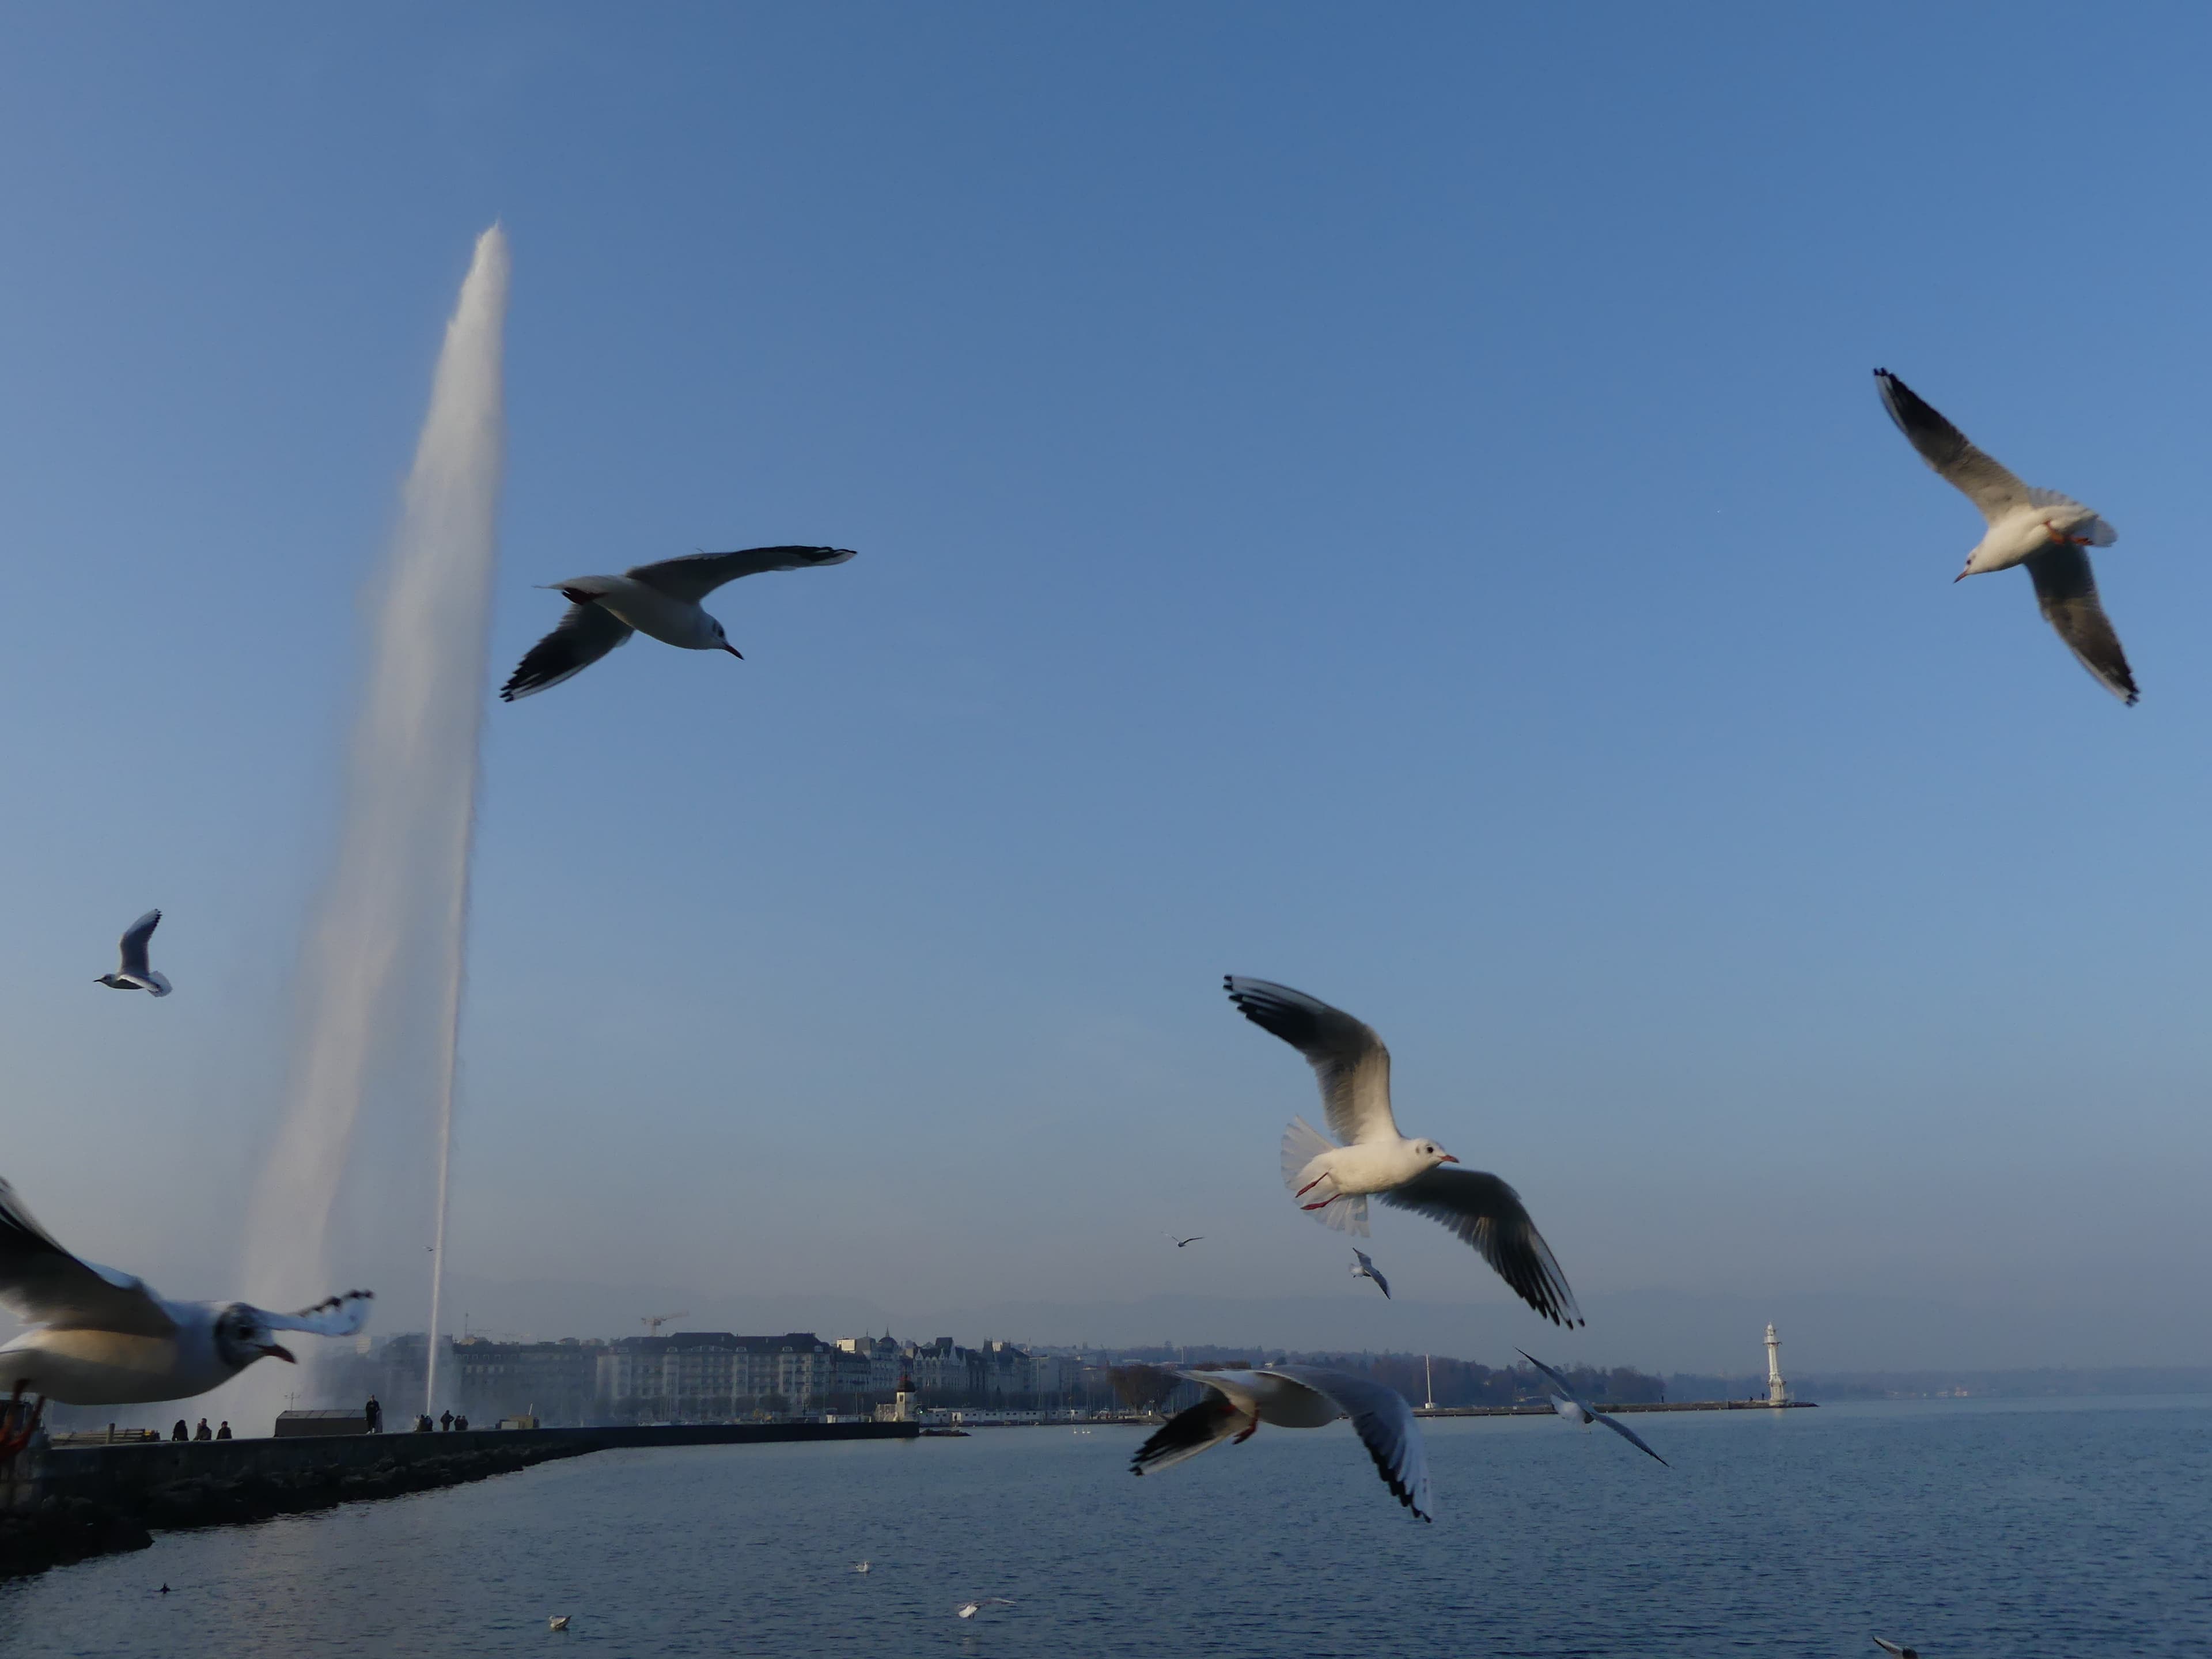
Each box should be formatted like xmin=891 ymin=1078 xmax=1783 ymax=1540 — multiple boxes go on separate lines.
xmin=1764 ymin=1323 xmax=1789 ymax=1406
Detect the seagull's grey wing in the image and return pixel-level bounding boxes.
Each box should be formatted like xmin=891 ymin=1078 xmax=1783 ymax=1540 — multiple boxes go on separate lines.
xmin=625 ymin=545 xmax=857 ymax=605
xmin=1266 ymin=1366 xmax=1433 ymax=1521
xmin=117 ymin=910 xmax=161 ymax=978
xmin=1591 ymin=1408 xmax=1669 ymax=1466
xmin=1354 ymin=1249 xmax=1392 ymax=1299
xmin=256 ymin=1290 xmax=374 ymax=1337
xmin=1383 ymin=1168 xmax=1582 ymax=1326
xmin=500 ymin=603 xmax=634 ymax=702
xmin=1874 ymin=369 xmax=2032 ymax=522
xmin=1130 ymin=1378 xmax=1250 ymax=1476
xmin=0 ymin=1177 xmax=176 ymax=1335
xmin=1516 ymin=1349 xmax=1581 ymax=1401
xmin=1224 ymin=976 xmax=1398 ymax=1143
xmin=2026 ymin=544 xmax=2138 ymax=704
xmin=1872 ymin=1639 xmax=1918 ymax=1659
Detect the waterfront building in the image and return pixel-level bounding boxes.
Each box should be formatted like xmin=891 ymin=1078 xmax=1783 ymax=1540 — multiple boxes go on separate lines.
xmin=597 ymin=1333 xmax=842 ymax=1421
xmin=452 ymin=1338 xmax=602 ymax=1426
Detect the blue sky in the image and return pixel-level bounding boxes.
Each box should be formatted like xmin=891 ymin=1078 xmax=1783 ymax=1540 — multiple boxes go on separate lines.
xmin=3 ymin=4 xmax=2208 ymax=1369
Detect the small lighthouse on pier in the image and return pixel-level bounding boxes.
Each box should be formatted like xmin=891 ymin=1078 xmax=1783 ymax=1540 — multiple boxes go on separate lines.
xmin=1764 ymin=1323 xmax=1789 ymax=1406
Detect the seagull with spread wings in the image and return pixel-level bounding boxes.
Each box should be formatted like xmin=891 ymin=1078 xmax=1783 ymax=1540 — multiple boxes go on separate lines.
xmin=1874 ymin=369 xmax=2136 ymax=704
xmin=1518 ymin=1349 xmax=1668 ymax=1466
xmin=94 ymin=910 xmax=170 ymax=997
xmin=501 ymin=544 xmax=857 ymax=701
xmin=1350 ymin=1247 xmax=1391 ymax=1300
xmin=0 ymin=1175 xmax=372 ymax=1411
xmin=1130 ymin=1365 xmax=1433 ymax=1521
xmin=1224 ymin=976 xmax=1582 ymax=1327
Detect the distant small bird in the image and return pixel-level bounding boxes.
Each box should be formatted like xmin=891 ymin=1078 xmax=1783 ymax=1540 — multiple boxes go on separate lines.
xmin=1350 ymin=1247 xmax=1391 ymax=1299
xmin=1164 ymin=1233 xmax=1203 ymax=1249
xmin=1518 ymin=1350 xmax=1667 ymax=1467
xmin=1873 ymin=368 xmax=2135 ymax=704
xmin=851 ymin=1561 xmax=870 ymax=1574
xmin=95 ymin=910 xmax=170 ymax=997
xmin=547 ymin=1614 xmax=570 ymax=1631
xmin=1872 ymin=1640 xmax=1919 ymax=1659
xmin=158 ymin=1584 xmax=169 ymax=1594
xmin=1224 ymin=976 xmax=1582 ymax=1326
xmin=954 ymin=1598 xmax=1015 ymax=1620
xmin=501 ymin=545 xmax=857 ymax=700
xmin=1131 ymin=1365 xmax=1432 ymax=1521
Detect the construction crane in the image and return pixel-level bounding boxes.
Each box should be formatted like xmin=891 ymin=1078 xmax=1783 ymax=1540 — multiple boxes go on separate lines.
xmin=642 ymin=1311 xmax=689 ymax=1336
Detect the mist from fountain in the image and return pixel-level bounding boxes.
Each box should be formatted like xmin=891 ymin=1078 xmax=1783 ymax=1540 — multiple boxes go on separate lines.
xmin=238 ymin=226 xmax=510 ymax=1427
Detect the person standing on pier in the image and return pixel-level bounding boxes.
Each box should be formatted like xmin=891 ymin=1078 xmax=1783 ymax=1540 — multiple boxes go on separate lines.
xmin=215 ymin=1421 xmax=232 ymax=1440
xmin=193 ymin=1419 xmax=211 ymax=1441
xmin=365 ymin=1395 xmax=381 ymax=1434
xmin=440 ymin=1410 xmax=454 ymax=1431
xmin=171 ymin=1419 xmax=188 ymax=1442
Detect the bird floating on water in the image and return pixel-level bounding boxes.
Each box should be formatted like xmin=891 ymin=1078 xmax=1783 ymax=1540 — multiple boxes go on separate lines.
xmin=1224 ymin=976 xmax=1582 ymax=1326
xmin=851 ymin=1561 xmax=870 ymax=1574
xmin=1517 ymin=1350 xmax=1668 ymax=1466
xmin=547 ymin=1615 xmax=570 ymax=1631
xmin=954 ymin=1598 xmax=1016 ymax=1620
xmin=0 ymin=1175 xmax=371 ymax=1406
xmin=501 ymin=544 xmax=857 ymax=700
xmin=1872 ymin=1639 xmax=1919 ymax=1659
xmin=1132 ymin=1365 xmax=1433 ymax=1520
xmin=1873 ymin=369 xmax=2135 ymax=704
xmin=95 ymin=910 xmax=169 ymax=997
xmin=1350 ymin=1247 xmax=1391 ymax=1299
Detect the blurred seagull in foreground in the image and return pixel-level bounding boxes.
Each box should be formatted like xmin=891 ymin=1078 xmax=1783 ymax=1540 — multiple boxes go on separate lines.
xmin=1872 ymin=1639 xmax=1919 ymax=1659
xmin=1518 ymin=1350 xmax=1667 ymax=1467
xmin=1224 ymin=976 xmax=1582 ymax=1327
xmin=954 ymin=1599 xmax=1015 ymax=1620
xmin=95 ymin=910 xmax=169 ymax=997
xmin=0 ymin=1176 xmax=371 ymax=1411
xmin=501 ymin=544 xmax=857 ymax=701
xmin=1131 ymin=1365 xmax=1433 ymax=1521
xmin=1873 ymin=369 xmax=2136 ymax=704
xmin=1350 ymin=1248 xmax=1391 ymax=1299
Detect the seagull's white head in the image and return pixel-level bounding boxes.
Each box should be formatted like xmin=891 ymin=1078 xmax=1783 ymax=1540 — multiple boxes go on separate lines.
xmin=1411 ymin=1139 xmax=1458 ymax=1170
xmin=213 ymin=1304 xmax=298 ymax=1372
xmin=707 ymin=613 xmax=743 ymax=660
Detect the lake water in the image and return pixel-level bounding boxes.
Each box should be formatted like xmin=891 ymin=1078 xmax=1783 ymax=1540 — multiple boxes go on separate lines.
xmin=5 ymin=1397 xmax=2206 ymax=1657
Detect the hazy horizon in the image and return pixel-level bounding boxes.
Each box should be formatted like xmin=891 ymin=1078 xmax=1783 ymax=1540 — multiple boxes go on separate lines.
xmin=5 ymin=5 xmax=2210 ymax=1405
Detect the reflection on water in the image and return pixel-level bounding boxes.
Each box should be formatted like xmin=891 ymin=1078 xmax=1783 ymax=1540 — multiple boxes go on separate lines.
xmin=3 ymin=1398 xmax=2206 ymax=1657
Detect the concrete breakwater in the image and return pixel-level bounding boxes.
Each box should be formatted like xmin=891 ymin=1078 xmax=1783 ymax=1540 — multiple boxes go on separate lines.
xmin=1 ymin=1420 xmax=919 ymax=1580
xmin=1412 ymin=1399 xmax=1818 ymax=1418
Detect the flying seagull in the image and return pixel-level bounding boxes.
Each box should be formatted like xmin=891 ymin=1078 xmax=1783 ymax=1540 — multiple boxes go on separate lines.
xmin=1131 ymin=1365 xmax=1433 ymax=1521
xmin=0 ymin=1175 xmax=372 ymax=1406
xmin=1873 ymin=1640 xmax=1919 ymax=1659
xmin=1873 ymin=369 xmax=2135 ymax=704
xmin=501 ymin=544 xmax=857 ymax=701
xmin=1224 ymin=976 xmax=1582 ymax=1327
xmin=95 ymin=910 xmax=169 ymax=997
xmin=1350 ymin=1247 xmax=1391 ymax=1299
xmin=1518 ymin=1349 xmax=1667 ymax=1466
xmin=1165 ymin=1233 xmax=1204 ymax=1249
xmin=954 ymin=1599 xmax=1016 ymax=1620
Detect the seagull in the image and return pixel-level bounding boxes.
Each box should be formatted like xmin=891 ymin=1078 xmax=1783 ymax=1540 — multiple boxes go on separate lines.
xmin=954 ymin=1599 xmax=1015 ymax=1620
xmin=547 ymin=1616 xmax=571 ymax=1631
xmin=0 ymin=1175 xmax=372 ymax=1408
xmin=851 ymin=1561 xmax=870 ymax=1574
xmin=1350 ymin=1248 xmax=1391 ymax=1300
xmin=1224 ymin=976 xmax=1582 ymax=1327
xmin=1164 ymin=1233 xmax=1204 ymax=1249
xmin=94 ymin=910 xmax=169 ymax=997
xmin=1517 ymin=1350 xmax=1667 ymax=1465
xmin=1873 ymin=1640 xmax=1919 ymax=1659
xmin=1873 ymin=369 xmax=2136 ymax=704
xmin=1131 ymin=1365 xmax=1433 ymax=1520
xmin=500 ymin=544 xmax=857 ymax=701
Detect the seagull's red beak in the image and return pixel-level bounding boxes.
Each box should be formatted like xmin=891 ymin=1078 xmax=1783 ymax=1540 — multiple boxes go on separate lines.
xmin=722 ymin=644 xmax=743 ymax=659
xmin=257 ymin=1342 xmax=297 ymax=1365
xmin=1441 ymin=1153 xmax=1460 ymax=1164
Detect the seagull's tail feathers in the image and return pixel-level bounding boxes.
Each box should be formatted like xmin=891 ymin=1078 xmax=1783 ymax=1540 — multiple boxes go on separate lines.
xmin=2025 ymin=487 xmax=2117 ymax=544
xmin=1319 ymin=1194 xmax=1370 ymax=1236
xmin=1279 ymin=1116 xmax=1335 ymax=1189
xmin=142 ymin=972 xmax=172 ymax=998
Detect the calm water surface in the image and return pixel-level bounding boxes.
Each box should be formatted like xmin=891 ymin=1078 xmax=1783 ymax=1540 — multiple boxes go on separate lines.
xmin=4 ymin=1397 xmax=2206 ymax=1657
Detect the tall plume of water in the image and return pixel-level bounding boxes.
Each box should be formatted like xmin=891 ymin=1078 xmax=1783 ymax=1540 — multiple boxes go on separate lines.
xmin=241 ymin=227 xmax=510 ymax=1424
